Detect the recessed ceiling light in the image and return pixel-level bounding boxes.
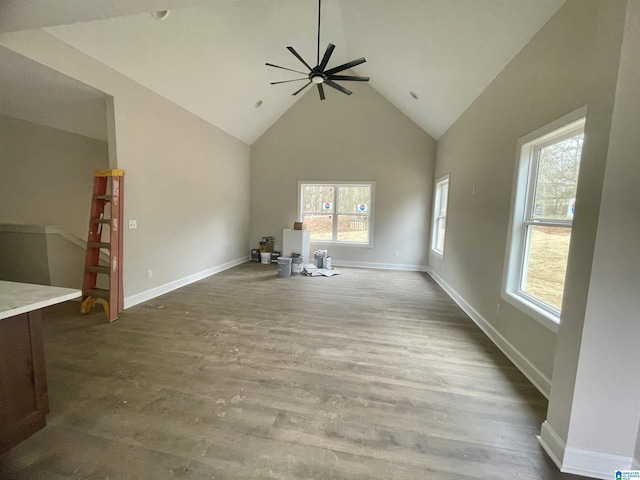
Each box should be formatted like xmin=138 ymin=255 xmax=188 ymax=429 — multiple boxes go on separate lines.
xmin=254 ymin=100 xmax=263 ymax=108
xmin=151 ymin=10 xmax=170 ymax=20
xmin=410 ymin=91 xmax=419 ymax=100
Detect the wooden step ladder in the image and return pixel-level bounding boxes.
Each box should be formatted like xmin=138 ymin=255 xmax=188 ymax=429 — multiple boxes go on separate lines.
xmin=81 ymin=169 xmax=125 ymax=322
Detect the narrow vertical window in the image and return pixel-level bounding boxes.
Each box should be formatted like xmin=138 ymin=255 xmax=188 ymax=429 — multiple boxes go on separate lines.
xmin=431 ymin=175 xmax=450 ymax=256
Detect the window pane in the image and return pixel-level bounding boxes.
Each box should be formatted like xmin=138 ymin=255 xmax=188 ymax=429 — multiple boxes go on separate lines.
xmin=439 ymin=183 xmax=448 ymax=216
xmin=337 ymin=215 xmax=369 ymax=242
xmin=303 ymin=214 xmax=333 ymax=241
xmin=337 ymin=185 xmax=371 ymax=214
xmin=436 ymin=217 xmax=446 ymax=252
xmin=533 ymin=133 xmax=583 ymax=219
xmin=303 ymin=185 xmax=334 ymax=213
xmin=522 ymin=225 xmax=571 ymax=310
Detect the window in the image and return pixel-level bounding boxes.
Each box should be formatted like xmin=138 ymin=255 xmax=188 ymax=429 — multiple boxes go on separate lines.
xmin=299 ymin=182 xmax=374 ymax=246
xmin=431 ymin=175 xmax=450 ymax=256
xmin=503 ymin=108 xmax=586 ymax=331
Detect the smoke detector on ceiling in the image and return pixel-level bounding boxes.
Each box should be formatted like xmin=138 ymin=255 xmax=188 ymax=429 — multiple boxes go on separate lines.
xmin=151 ymin=10 xmax=170 ymax=20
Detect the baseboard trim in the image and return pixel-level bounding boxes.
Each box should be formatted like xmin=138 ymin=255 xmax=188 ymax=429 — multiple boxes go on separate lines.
xmin=538 ymin=421 xmax=565 ymax=469
xmin=124 ymin=256 xmax=248 ymax=309
xmin=562 ymin=446 xmax=638 ymax=479
xmin=426 ymin=267 xmax=551 ymax=399
xmin=333 ymin=260 xmax=428 ymax=272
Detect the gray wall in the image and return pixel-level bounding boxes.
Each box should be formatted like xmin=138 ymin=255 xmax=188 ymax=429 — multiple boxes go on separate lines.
xmin=0 ymin=225 xmax=86 ymax=289
xmin=0 ymin=228 xmax=50 ymax=284
xmin=0 ymin=113 xmax=109 ymax=239
xmin=561 ymin=0 xmax=640 ymax=464
xmin=251 ymin=83 xmax=436 ymax=269
xmin=0 ymin=31 xmax=251 ymax=304
xmin=428 ymin=0 xmax=624 ymax=397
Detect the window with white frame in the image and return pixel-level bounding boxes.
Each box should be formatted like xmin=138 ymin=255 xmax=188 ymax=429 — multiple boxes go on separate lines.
xmin=299 ymin=182 xmax=373 ymax=246
xmin=503 ymin=108 xmax=586 ymax=330
xmin=431 ymin=175 xmax=450 ymax=256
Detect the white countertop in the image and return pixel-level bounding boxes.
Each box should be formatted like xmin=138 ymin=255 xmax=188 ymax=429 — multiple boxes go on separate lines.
xmin=0 ymin=281 xmax=81 ymax=320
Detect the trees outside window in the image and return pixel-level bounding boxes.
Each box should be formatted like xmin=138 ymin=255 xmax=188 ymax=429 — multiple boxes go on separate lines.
xmin=299 ymin=182 xmax=374 ymax=246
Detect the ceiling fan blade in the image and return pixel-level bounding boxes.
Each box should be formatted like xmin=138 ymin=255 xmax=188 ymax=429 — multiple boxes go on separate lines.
xmin=328 ymin=74 xmax=370 ymax=82
xmin=319 ymin=43 xmax=335 ymax=71
xmin=324 ymin=79 xmax=352 ymax=96
xmin=265 ymin=63 xmax=308 ymax=75
xmin=287 ymin=47 xmax=314 ymax=71
xmin=292 ymin=81 xmax=312 ymax=96
xmin=271 ymin=78 xmax=309 ymax=85
xmin=324 ymin=57 xmax=367 ymax=76
xmin=317 ymin=84 xmax=325 ymax=100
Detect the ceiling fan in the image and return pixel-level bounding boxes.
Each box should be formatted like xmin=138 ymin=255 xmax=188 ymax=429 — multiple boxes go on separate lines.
xmin=266 ymin=0 xmax=370 ymax=100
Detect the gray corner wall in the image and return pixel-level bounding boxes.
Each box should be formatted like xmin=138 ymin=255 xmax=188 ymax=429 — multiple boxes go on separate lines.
xmin=0 ymin=31 xmax=251 ymax=305
xmin=428 ymin=0 xmax=625 ymax=398
xmin=0 ymin=227 xmax=50 ymax=285
xmin=250 ymin=83 xmax=436 ymax=269
xmin=0 ymin=225 xmax=86 ymax=289
xmin=0 ymin=113 xmax=109 ymax=239
xmin=560 ymin=0 xmax=640 ymax=466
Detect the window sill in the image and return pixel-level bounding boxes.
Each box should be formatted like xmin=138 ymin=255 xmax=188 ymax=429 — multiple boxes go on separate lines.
xmin=501 ymin=291 xmax=560 ymax=333
xmin=310 ymin=240 xmax=373 ymax=249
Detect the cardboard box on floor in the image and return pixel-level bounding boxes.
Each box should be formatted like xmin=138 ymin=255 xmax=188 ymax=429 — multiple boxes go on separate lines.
xmin=259 ymin=236 xmax=274 ymax=252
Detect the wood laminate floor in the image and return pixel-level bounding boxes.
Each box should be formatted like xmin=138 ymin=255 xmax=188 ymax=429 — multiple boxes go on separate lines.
xmin=0 ymin=264 xmax=589 ymax=480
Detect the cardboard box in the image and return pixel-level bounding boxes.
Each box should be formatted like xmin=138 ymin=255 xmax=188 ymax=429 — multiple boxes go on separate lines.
xmin=293 ymin=222 xmax=307 ymax=230
xmin=259 ymin=236 xmax=275 ymax=252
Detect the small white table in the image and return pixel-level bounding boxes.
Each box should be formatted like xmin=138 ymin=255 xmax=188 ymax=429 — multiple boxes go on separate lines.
xmin=0 ymin=281 xmax=81 ymax=453
xmin=283 ymin=229 xmax=311 ymax=263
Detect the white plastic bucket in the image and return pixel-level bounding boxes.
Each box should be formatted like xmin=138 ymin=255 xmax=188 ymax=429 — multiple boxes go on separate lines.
xmin=277 ymin=257 xmax=292 ymax=277
xmin=291 ymin=257 xmax=303 ymax=275
xmin=260 ymin=252 xmax=271 ymax=264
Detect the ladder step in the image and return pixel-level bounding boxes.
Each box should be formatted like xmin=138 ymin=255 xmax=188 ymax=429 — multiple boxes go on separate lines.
xmin=90 ymin=218 xmax=111 ymax=224
xmin=88 ymin=242 xmax=110 ymax=249
xmin=84 ymin=288 xmax=110 ymax=300
xmin=86 ymin=265 xmax=110 ymax=275
xmin=93 ymin=194 xmax=112 ymax=201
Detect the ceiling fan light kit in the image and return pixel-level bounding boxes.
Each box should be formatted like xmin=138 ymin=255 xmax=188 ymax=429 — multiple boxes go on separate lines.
xmin=266 ymin=0 xmax=370 ymax=100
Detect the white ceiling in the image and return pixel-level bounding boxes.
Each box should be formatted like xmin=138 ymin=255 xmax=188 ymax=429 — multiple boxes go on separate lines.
xmin=1 ymin=0 xmax=565 ymax=144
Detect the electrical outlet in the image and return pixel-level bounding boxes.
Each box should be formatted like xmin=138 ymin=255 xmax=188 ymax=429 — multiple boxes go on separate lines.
xmin=129 ymin=220 xmax=137 ymax=229
xmin=147 ymin=269 xmax=152 ymax=279
xmin=496 ymin=303 xmax=501 ymax=315
xmin=472 ymin=185 xmax=477 ymax=195
xmin=231 ymin=247 xmax=235 ymax=255
xmin=394 ymin=251 xmax=400 ymax=258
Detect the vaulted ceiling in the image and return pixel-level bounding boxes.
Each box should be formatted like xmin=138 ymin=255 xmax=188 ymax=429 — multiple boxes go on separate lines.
xmin=0 ymin=0 xmax=565 ymax=144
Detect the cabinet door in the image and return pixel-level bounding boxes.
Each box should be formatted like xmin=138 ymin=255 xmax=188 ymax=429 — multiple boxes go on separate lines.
xmin=0 ymin=310 xmax=48 ymax=453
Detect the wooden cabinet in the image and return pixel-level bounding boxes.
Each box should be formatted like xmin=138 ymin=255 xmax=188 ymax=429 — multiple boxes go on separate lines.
xmin=0 ymin=309 xmax=49 ymax=453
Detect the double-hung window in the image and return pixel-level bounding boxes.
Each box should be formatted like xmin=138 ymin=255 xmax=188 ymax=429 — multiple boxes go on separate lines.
xmin=503 ymin=108 xmax=585 ymax=331
xmin=299 ymin=182 xmax=374 ymax=246
xmin=431 ymin=175 xmax=450 ymax=256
